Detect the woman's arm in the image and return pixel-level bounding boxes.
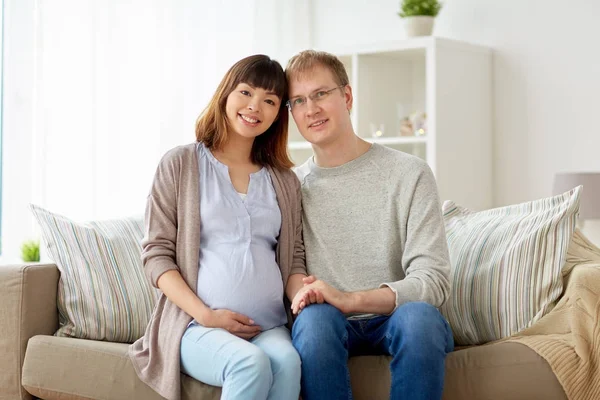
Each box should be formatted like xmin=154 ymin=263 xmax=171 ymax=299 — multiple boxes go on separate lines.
xmin=157 ymin=270 xmax=261 ymax=339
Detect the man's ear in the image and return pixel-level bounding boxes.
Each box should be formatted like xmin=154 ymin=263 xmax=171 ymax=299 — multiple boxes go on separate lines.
xmin=345 ymin=85 xmax=354 ymax=111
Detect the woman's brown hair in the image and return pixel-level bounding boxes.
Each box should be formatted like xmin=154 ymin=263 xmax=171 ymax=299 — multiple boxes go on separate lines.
xmin=195 ymin=54 xmax=293 ymax=169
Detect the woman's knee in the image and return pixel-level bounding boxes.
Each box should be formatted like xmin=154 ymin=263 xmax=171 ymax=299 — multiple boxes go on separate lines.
xmin=233 ymin=346 xmax=273 ymax=381
xmin=273 ymin=346 xmax=302 ymax=377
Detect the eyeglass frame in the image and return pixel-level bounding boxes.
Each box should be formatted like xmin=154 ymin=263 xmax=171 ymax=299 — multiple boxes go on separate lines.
xmin=286 ymin=85 xmax=347 ymax=112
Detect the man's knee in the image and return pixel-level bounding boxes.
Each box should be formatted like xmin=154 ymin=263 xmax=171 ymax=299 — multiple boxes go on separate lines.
xmin=291 ymin=303 xmax=346 ymax=346
xmin=388 ymin=302 xmax=448 ymax=344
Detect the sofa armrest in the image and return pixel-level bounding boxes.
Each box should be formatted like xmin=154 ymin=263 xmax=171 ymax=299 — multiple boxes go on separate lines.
xmin=0 ymin=263 xmax=60 ymax=400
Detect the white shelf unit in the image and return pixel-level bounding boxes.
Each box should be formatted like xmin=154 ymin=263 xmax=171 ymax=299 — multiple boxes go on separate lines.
xmin=287 ymin=37 xmax=493 ymax=211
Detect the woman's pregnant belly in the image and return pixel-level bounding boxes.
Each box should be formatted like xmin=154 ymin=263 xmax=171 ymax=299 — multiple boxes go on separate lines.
xmin=196 ymin=245 xmax=287 ymax=331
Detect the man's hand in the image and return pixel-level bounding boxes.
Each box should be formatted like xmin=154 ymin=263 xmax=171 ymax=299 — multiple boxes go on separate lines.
xmin=291 ymin=284 xmax=324 ymax=314
xmin=198 ymin=309 xmax=262 ymax=340
xmin=291 ymin=276 xmax=354 ymax=314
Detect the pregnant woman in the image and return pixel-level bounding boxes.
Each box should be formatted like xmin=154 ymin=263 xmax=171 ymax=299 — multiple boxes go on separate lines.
xmin=129 ymin=54 xmax=308 ymax=400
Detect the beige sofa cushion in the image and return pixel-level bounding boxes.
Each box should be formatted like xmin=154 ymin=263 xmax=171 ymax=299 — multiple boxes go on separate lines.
xmin=22 ymin=335 xmax=565 ymax=400
xmin=22 ymin=336 xmax=219 ymax=400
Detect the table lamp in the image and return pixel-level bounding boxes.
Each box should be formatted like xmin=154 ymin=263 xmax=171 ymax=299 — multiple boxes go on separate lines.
xmin=553 ymin=172 xmax=600 ymax=228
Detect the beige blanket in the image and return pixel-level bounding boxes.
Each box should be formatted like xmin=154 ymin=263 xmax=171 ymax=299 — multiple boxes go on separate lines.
xmin=505 ymin=229 xmax=600 ymax=399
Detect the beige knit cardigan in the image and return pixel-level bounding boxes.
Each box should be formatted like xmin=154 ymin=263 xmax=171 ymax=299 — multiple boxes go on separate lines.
xmin=128 ymin=143 xmax=306 ymax=400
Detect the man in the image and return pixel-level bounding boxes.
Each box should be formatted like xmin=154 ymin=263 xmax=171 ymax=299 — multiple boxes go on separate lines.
xmin=286 ymin=50 xmax=454 ymax=400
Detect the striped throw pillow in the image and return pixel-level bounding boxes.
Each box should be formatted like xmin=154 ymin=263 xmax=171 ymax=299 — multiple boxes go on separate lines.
xmin=30 ymin=204 xmax=157 ymax=343
xmin=440 ymin=186 xmax=581 ymax=345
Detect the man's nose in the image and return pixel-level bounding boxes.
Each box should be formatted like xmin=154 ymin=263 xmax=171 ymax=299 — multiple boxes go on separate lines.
xmin=305 ymin=98 xmax=320 ymax=116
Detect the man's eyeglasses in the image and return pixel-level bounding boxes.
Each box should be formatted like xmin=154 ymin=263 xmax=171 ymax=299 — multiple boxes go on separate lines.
xmin=286 ymin=85 xmax=346 ymax=112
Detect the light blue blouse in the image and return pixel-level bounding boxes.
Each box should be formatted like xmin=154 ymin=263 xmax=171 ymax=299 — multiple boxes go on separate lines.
xmin=194 ymin=143 xmax=287 ymax=331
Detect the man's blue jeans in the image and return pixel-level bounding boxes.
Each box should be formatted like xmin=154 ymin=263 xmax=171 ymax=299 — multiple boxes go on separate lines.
xmin=291 ymin=302 xmax=454 ymax=400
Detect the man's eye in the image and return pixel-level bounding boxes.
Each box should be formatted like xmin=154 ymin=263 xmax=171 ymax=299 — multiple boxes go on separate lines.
xmin=315 ymin=91 xmax=328 ymax=98
xmin=240 ymin=90 xmax=251 ymax=96
xmin=293 ymin=98 xmax=305 ymax=105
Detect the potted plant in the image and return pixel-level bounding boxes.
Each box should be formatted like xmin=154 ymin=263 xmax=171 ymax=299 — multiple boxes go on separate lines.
xmin=21 ymin=239 xmax=41 ymax=262
xmin=398 ymin=0 xmax=442 ymax=37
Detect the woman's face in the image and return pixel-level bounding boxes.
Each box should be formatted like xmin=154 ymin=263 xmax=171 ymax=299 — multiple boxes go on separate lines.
xmin=225 ymin=82 xmax=281 ymax=140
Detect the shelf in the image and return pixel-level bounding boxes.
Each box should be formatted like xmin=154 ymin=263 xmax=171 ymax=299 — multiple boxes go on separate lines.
xmin=287 ymin=136 xmax=427 ymax=150
xmin=330 ymin=37 xmax=491 ymax=59
xmin=287 ymin=37 xmax=493 ymax=211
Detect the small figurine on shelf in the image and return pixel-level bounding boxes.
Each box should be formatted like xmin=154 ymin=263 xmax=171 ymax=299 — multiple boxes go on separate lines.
xmin=399 ymin=117 xmax=413 ymax=136
xmin=399 ymin=110 xmax=427 ymax=136
xmin=409 ymin=110 xmax=427 ymax=136
xmin=369 ymin=122 xmax=385 ymax=138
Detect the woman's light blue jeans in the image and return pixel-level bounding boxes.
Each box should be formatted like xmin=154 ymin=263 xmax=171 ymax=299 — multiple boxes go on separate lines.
xmin=180 ymin=324 xmax=300 ymax=400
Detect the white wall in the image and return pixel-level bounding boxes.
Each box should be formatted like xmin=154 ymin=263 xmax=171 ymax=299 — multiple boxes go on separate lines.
xmin=0 ymin=0 xmax=303 ymax=263
xmin=311 ymin=0 xmax=600 ymax=209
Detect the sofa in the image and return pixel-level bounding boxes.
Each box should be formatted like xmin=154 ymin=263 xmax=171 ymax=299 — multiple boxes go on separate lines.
xmin=6 ymin=188 xmax=600 ymax=400
xmin=1 ymin=262 xmax=569 ymax=400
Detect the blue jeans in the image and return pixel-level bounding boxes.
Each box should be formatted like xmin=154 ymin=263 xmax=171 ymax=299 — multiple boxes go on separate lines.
xmin=180 ymin=324 xmax=301 ymax=400
xmin=292 ymin=302 xmax=454 ymax=400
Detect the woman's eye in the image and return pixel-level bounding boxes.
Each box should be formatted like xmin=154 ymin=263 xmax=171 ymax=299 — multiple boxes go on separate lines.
xmin=240 ymin=90 xmax=251 ymax=96
xmin=265 ymin=99 xmax=276 ymax=105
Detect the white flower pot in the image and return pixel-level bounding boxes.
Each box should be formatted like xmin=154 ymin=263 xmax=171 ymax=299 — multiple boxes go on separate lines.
xmin=404 ymin=16 xmax=435 ymax=37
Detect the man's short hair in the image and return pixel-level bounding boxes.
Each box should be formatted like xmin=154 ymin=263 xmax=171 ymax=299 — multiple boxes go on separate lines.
xmin=286 ymin=50 xmax=350 ymax=87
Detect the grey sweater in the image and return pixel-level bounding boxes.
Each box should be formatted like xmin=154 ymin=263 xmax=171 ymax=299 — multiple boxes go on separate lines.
xmin=295 ymin=143 xmax=450 ymax=313
xmin=129 ymin=143 xmax=306 ymax=400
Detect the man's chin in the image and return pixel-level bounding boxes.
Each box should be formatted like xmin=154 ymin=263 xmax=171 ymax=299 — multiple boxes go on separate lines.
xmin=302 ymin=133 xmax=331 ymax=147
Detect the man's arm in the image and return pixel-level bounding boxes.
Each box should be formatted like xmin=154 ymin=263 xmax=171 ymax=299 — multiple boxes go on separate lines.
xmin=380 ymin=163 xmax=451 ymax=310
xmin=291 ymin=276 xmax=395 ymax=315
xmin=347 ymin=287 xmax=396 ymax=315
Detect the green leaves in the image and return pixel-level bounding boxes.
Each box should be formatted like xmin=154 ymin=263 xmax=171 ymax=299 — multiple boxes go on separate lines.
xmin=398 ymin=0 xmax=442 ymax=18
xmin=21 ymin=240 xmax=40 ymax=262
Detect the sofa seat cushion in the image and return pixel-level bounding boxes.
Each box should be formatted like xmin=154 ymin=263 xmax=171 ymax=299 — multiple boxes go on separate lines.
xmin=22 ymin=335 xmax=220 ymax=400
xmin=22 ymin=335 xmax=565 ymax=400
xmin=350 ymin=342 xmax=566 ymax=400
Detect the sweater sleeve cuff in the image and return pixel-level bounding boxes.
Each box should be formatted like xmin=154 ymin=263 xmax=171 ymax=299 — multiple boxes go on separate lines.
xmin=147 ymin=261 xmax=179 ymax=288
xmin=379 ymin=283 xmax=399 ymax=314
xmin=379 ymin=278 xmax=423 ymax=313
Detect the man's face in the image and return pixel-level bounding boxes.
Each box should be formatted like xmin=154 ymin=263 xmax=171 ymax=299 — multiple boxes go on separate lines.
xmin=288 ymin=66 xmax=353 ymax=147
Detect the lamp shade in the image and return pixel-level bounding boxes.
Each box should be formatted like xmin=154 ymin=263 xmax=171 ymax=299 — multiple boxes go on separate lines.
xmin=553 ymin=172 xmax=600 ymax=219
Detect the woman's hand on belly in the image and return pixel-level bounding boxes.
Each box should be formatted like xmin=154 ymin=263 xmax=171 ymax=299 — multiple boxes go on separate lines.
xmin=199 ymin=308 xmax=262 ymax=340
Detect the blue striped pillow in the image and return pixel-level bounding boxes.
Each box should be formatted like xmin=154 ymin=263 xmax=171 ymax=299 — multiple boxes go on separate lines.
xmin=30 ymin=204 xmax=157 ymax=343
xmin=440 ymin=187 xmax=581 ymax=345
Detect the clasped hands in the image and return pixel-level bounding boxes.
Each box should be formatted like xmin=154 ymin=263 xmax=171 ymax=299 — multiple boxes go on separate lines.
xmin=195 ymin=275 xmax=350 ymax=339
xmin=291 ymin=275 xmax=351 ymax=315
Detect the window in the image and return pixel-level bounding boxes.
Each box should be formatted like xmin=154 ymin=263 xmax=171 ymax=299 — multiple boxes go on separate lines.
xmin=0 ymin=0 xmax=4 ymax=254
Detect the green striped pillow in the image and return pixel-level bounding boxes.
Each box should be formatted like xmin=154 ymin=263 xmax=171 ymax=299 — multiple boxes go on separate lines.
xmin=30 ymin=204 xmax=157 ymax=343
xmin=440 ymin=186 xmax=581 ymax=345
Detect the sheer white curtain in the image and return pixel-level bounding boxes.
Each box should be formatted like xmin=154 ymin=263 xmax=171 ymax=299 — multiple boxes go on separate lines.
xmin=31 ymin=0 xmax=259 ymax=221
xmin=1 ymin=0 xmax=308 ymax=261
